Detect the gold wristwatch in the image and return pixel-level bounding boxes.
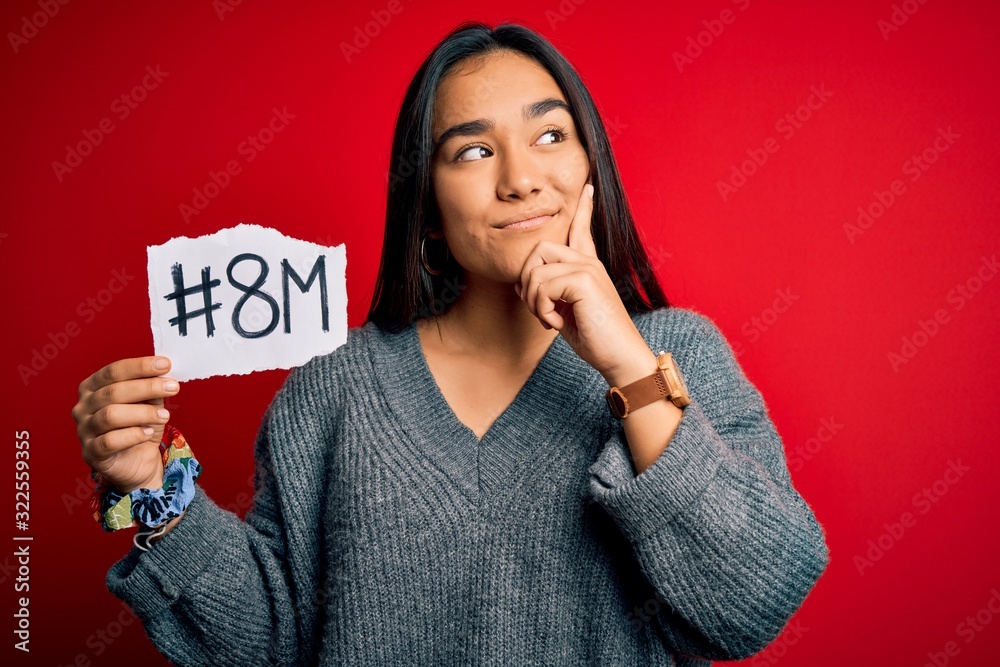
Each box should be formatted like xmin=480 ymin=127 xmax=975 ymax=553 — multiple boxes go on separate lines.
xmin=605 ymin=351 xmax=691 ymax=419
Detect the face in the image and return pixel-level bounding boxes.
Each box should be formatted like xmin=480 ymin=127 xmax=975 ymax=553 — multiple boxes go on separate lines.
xmin=430 ymin=50 xmax=590 ymax=284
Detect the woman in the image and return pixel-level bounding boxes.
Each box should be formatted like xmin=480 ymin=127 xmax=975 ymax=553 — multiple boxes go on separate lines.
xmin=73 ymin=22 xmax=828 ymax=666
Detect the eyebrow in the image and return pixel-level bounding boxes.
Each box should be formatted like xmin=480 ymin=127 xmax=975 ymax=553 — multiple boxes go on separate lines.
xmin=433 ymin=98 xmax=572 ymax=149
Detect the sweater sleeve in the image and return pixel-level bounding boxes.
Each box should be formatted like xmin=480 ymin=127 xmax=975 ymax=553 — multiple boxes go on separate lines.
xmin=105 ymin=408 xmax=315 ymax=666
xmin=587 ymin=312 xmax=829 ymax=661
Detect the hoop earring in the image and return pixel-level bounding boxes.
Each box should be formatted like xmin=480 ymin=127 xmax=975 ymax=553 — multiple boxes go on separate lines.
xmin=420 ymin=231 xmax=449 ymax=276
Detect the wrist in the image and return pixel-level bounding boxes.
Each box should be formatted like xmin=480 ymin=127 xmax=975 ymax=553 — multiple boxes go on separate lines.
xmin=91 ymin=424 xmax=201 ymax=533
xmin=117 ymin=471 xmax=165 ymax=495
xmin=601 ymin=343 xmax=658 ymax=388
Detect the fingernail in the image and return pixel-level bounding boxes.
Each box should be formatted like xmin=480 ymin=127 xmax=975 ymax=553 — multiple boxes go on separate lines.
xmin=586 ymin=184 xmax=594 ymax=199
xmin=153 ymin=358 xmax=169 ymax=370
xmin=163 ymin=381 xmax=178 ymax=392
xmin=157 ymin=409 xmax=170 ymax=419
xmin=142 ymin=427 xmax=154 ymax=436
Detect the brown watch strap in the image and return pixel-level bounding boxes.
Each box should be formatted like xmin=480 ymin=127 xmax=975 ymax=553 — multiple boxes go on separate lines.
xmin=605 ymin=351 xmax=690 ymax=418
xmin=610 ymin=369 xmax=668 ymax=417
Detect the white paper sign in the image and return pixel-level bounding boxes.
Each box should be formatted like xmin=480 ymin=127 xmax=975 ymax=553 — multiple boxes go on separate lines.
xmin=147 ymin=223 xmax=347 ymax=381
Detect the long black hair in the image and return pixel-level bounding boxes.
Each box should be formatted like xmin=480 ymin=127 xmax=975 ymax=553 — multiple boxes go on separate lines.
xmin=366 ymin=21 xmax=670 ymax=333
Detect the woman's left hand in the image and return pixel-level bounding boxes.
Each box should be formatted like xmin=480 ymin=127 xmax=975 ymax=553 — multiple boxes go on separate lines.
xmin=515 ymin=184 xmax=655 ymax=385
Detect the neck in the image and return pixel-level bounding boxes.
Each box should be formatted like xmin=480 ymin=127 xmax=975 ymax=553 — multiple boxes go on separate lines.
xmin=420 ymin=271 xmax=559 ymax=361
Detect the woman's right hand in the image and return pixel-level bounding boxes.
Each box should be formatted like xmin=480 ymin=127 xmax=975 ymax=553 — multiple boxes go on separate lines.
xmin=73 ymin=356 xmax=179 ymax=494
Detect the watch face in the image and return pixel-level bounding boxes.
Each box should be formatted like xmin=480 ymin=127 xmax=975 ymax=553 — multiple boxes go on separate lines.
xmin=662 ymin=354 xmax=692 ymax=407
xmin=672 ymin=357 xmax=690 ymax=396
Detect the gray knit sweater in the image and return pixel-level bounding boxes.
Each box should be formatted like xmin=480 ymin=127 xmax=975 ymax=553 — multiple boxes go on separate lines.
xmin=107 ymin=306 xmax=828 ymax=666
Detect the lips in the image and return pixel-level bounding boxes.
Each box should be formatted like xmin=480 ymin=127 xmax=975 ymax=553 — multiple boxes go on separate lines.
xmin=495 ymin=211 xmax=558 ymax=229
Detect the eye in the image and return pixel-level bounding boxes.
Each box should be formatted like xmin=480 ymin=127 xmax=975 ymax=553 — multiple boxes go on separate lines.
xmin=456 ymin=144 xmax=492 ymax=162
xmin=536 ymin=125 xmax=569 ymax=146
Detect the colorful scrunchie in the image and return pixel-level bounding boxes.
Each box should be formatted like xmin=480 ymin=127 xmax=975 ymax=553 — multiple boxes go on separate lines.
xmin=90 ymin=424 xmax=202 ymax=532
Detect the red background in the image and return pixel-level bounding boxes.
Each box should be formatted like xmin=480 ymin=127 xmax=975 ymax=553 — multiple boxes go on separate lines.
xmin=4 ymin=0 xmax=999 ymax=665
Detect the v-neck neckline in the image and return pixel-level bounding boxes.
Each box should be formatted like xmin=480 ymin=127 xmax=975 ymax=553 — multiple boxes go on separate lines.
xmin=414 ymin=322 xmax=563 ymax=443
xmin=367 ymin=320 xmax=593 ymax=506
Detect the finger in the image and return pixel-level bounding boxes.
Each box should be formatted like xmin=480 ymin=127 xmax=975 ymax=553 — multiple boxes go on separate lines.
xmin=520 ymin=257 xmax=592 ymax=318
xmin=533 ymin=271 xmax=591 ymax=330
xmin=86 ymin=403 xmax=171 ymax=439
xmin=517 ymin=240 xmax=597 ymax=301
xmin=83 ymin=426 xmax=154 ymax=466
xmin=80 ymin=356 xmax=172 ymax=395
xmin=84 ymin=427 xmax=162 ymax=470
xmin=567 ymin=183 xmax=596 ymax=257
xmin=84 ymin=376 xmax=180 ymax=414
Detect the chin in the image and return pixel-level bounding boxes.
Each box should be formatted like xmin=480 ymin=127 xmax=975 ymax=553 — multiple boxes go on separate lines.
xmin=478 ymin=226 xmax=568 ymax=276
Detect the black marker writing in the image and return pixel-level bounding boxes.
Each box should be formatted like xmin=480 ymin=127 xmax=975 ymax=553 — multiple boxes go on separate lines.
xmin=282 ymin=257 xmax=329 ymax=334
xmin=228 ymin=253 xmax=280 ymax=339
xmin=165 ymin=263 xmax=222 ymax=336
xmin=164 ymin=253 xmax=332 ymax=340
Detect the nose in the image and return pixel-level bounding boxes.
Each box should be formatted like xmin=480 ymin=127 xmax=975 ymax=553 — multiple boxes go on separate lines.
xmin=496 ymin=144 xmax=544 ymax=201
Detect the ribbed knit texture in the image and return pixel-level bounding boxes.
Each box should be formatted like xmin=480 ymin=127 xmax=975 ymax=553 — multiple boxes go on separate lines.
xmin=106 ymin=306 xmax=829 ymax=666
